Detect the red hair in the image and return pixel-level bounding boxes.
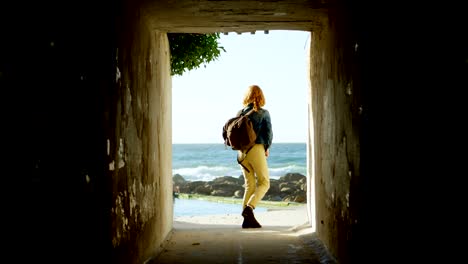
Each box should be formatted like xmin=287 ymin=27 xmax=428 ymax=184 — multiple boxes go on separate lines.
xmin=242 ymin=85 xmax=266 ymax=111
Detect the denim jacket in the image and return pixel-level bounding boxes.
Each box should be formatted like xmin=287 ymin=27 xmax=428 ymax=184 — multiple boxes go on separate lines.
xmin=237 ymin=104 xmax=273 ymax=151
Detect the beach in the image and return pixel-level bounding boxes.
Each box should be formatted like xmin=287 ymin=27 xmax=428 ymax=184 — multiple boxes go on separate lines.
xmin=152 ymin=203 xmax=330 ymax=264
xmin=174 ymin=201 xmax=310 ymax=229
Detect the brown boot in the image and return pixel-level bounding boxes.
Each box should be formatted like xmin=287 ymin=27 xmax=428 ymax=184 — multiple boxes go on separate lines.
xmin=241 ymin=206 xmax=262 ymax=228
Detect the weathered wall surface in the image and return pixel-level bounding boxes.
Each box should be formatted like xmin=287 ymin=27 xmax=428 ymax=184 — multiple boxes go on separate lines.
xmin=110 ymin=5 xmax=173 ymax=263
xmin=142 ymin=0 xmax=328 ymax=33
xmin=1 ymin=1 xmax=173 ymax=263
xmin=308 ymin=7 xmax=360 ymax=264
xmin=307 ymin=3 xmax=468 ymax=263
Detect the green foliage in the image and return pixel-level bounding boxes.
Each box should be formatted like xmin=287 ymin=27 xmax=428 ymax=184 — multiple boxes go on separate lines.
xmin=168 ymin=33 xmax=226 ymax=76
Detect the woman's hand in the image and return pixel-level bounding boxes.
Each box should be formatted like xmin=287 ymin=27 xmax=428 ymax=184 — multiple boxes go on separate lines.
xmin=265 ymin=149 xmax=270 ymax=157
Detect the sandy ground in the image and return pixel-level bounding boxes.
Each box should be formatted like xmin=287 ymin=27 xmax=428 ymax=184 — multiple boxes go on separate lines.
xmin=173 ymin=204 xmax=311 ymax=229
xmin=150 ymin=205 xmax=337 ymax=264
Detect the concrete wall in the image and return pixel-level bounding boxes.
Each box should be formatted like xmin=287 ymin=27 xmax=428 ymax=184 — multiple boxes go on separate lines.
xmin=308 ymin=7 xmax=360 ymax=263
xmin=142 ymin=0 xmax=327 ymax=33
xmin=307 ymin=3 xmax=467 ymax=263
xmin=110 ymin=5 xmax=173 ymax=263
xmin=1 ymin=1 xmax=173 ymax=263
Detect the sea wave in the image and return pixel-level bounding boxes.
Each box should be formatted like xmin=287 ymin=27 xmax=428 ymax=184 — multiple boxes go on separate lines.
xmin=173 ymin=165 xmax=243 ymax=182
xmin=269 ymin=165 xmax=306 ymax=177
xmin=173 ymin=164 xmax=306 ymax=182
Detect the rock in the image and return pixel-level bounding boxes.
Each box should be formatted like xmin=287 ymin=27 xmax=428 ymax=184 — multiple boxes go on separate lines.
xmin=237 ymin=175 xmax=245 ymax=184
xmin=173 ymin=174 xmax=186 ymax=185
xmin=265 ymin=180 xmax=280 ymax=196
xmin=234 ymin=190 xmax=244 ymax=198
xmin=194 ymin=184 xmax=212 ymax=195
xmin=210 ymin=176 xmax=243 ymax=185
xmin=183 ymin=181 xmax=205 ymax=194
xmin=280 ymin=173 xmax=306 ymax=182
xmin=294 ymin=194 xmax=307 ymax=203
xmin=209 ymin=183 xmax=240 ymax=197
xmin=211 ymin=189 xmax=231 ymax=196
xmin=280 ymin=186 xmax=294 ymax=194
xmin=268 ymin=195 xmax=283 ymax=201
xmin=173 ymin=173 xmax=308 ymax=203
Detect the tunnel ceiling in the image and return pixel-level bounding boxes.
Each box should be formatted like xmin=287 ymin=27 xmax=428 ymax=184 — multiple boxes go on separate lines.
xmin=142 ymin=0 xmax=329 ymax=33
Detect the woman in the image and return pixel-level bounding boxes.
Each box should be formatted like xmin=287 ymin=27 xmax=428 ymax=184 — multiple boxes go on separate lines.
xmin=237 ymin=85 xmax=273 ymax=228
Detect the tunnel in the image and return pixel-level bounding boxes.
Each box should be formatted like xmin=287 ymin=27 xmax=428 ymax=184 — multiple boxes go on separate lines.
xmin=1 ymin=0 xmax=466 ymax=263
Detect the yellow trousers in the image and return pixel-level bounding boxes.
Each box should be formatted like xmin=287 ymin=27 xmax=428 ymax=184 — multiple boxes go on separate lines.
xmin=238 ymin=144 xmax=270 ymax=209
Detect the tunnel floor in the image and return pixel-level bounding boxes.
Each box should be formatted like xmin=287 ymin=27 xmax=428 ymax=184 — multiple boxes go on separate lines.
xmin=151 ymin=205 xmax=336 ymax=263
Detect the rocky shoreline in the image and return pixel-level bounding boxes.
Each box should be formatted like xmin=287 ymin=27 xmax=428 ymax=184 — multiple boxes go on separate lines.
xmin=173 ymin=172 xmax=307 ymax=203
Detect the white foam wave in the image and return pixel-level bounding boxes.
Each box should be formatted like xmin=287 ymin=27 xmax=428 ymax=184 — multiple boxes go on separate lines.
xmin=173 ymin=165 xmax=243 ymax=182
xmin=269 ymin=165 xmax=306 ymax=177
xmin=173 ymin=164 xmax=306 ymax=182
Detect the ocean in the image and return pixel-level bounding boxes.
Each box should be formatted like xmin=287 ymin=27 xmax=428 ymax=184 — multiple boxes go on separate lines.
xmin=172 ymin=143 xmax=307 ymax=182
xmin=173 ymin=198 xmax=268 ymax=217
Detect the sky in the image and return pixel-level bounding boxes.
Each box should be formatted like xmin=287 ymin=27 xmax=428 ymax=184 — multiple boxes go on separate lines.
xmin=172 ymin=30 xmax=310 ymax=144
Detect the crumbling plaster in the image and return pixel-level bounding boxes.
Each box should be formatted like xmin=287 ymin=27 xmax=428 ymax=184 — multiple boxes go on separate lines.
xmin=110 ymin=8 xmax=173 ymax=262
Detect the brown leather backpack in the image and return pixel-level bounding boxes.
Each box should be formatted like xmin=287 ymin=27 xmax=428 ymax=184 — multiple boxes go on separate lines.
xmin=222 ymin=108 xmax=257 ymax=153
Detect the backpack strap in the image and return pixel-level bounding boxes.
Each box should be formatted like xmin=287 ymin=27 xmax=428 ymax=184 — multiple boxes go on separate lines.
xmin=238 ymin=159 xmax=250 ymax=173
xmin=236 ymin=145 xmax=255 ymax=173
xmin=241 ymin=107 xmax=255 ymax=116
xmin=235 ymin=106 xmax=256 ymax=172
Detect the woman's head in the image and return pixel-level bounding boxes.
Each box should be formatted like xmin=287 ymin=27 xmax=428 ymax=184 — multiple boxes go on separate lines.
xmin=243 ymin=85 xmax=265 ymax=111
